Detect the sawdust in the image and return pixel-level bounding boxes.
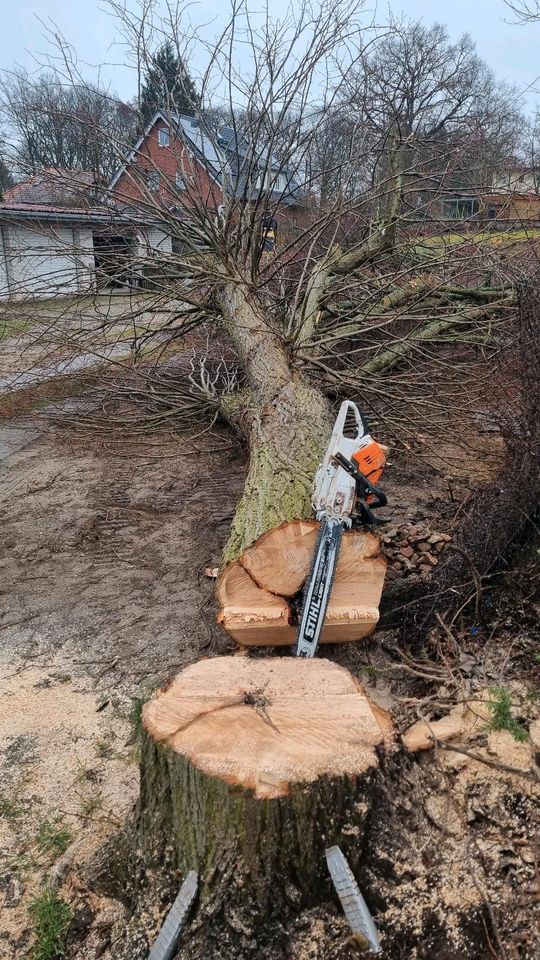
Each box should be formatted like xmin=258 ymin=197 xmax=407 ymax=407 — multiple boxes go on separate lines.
xmin=365 ymin=721 xmax=540 ymax=960
xmin=0 ymin=665 xmax=138 ymax=958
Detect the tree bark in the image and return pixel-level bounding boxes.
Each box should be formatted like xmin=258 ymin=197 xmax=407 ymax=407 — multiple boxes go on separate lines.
xmin=216 ymin=281 xmax=333 ymax=563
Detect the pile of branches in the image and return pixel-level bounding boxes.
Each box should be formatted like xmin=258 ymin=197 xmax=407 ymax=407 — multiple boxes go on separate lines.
xmin=387 ymin=279 xmax=540 ymax=639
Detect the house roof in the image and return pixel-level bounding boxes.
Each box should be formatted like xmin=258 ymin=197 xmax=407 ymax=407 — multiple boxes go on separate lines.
xmin=108 ymin=111 xmax=225 ymax=191
xmin=0 ymin=201 xmax=137 ymax=226
xmin=4 ymin=168 xmax=97 ymax=205
xmin=216 ymin=124 xmax=304 ymax=205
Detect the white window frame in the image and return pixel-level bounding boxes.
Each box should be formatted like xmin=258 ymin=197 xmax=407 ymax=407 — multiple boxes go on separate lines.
xmin=175 ymin=171 xmax=186 ymax=191
xmin=158 ymin=128 xmax=170 ymax=147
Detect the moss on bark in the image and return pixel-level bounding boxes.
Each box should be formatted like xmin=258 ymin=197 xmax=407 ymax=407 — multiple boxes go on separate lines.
xmin=223 ymin=380 xmax=333 ymax=563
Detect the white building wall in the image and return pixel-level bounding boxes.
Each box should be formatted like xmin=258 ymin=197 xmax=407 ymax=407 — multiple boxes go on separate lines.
xmin=491 ymin=169 xmax=538 ymax=194
xmin=0 ymin=222 xmax=96 ymax=301
xmin=0 ymin=227 xmax=9 ymax=298
xmin=144 ymin=226 xmax=173 ymax=254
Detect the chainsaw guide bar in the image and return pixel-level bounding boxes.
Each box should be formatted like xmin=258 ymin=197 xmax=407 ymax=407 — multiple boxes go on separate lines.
xmin=294 ymin=400 xmax=387 ymax=658
xmin=295 ymin=518 xmax=342 ymax=657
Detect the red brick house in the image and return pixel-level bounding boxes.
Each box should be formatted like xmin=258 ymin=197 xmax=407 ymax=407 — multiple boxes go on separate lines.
xmin=109 ymin=112 xmax=313 ymax=248
xmin=109 ymin=112 xmax=223 ymax=216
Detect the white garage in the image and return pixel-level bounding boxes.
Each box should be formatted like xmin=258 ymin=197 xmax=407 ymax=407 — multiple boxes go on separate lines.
xmin=0 ymin=203 xmax=173 ymax=300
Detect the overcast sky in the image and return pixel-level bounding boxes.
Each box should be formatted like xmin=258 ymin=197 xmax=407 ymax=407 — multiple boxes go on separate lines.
xmin=1 ymin=0 xmax=540 ymax=110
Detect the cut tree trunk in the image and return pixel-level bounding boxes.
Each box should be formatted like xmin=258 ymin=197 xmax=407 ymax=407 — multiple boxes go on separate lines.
xmin=217 ymin=519 xmax=387 ymax=646
xmin=140 ymin=656 xmax=394 ymax=929
xmin=216 ymin=281 xmax=334 ymax=564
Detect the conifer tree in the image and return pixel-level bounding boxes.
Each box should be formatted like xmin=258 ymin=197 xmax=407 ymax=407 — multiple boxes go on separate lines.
xmin=140 ymin=42 xmax=198 ymax=122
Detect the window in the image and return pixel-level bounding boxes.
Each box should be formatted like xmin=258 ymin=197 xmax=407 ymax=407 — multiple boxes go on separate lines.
xmin=147 ymin=170 xmax=160 ymax=192
xmin=158 ymin=128 xmax=170 ymax=147
xmin=175 ymin=171 xmax=186 ymax=191
xmin=444 ymin=197 xmax=478 ymax=220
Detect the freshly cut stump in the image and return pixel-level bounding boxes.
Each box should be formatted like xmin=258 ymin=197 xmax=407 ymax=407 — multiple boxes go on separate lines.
xmin=140 ymin=656 xmax=394 ymax=921
xmin=217 ymin=519 xmax=386 ymax=647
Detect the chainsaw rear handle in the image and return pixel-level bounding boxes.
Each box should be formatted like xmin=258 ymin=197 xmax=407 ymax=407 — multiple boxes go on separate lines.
xmin=334 ymin=400 xmax=367 ymax=443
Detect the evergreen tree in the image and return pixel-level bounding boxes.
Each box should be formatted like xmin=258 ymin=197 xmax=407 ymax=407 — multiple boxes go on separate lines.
xmin=140 ymin=42 xmax=199 ymax=122
xmin=0 ymin=156 xmax=13 ymax=199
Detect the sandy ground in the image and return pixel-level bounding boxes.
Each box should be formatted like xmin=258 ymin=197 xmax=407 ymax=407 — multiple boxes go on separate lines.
xmin=0 ymin=666 xmax=138 ymax=957
xmin=0 ymin=415 xmax=245 ymax=691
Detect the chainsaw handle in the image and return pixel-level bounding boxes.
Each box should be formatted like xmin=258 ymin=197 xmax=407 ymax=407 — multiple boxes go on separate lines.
xmin=335 ymin=400 xmax=366 ymax=442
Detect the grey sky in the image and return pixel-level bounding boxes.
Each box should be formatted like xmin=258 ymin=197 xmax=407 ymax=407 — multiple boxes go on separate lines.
xmin=1 ymin=0 xmax=540 ymax=110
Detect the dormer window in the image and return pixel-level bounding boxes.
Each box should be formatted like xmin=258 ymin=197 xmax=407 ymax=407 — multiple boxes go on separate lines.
xmin=158 ymin=128 xmax=170 ymax=147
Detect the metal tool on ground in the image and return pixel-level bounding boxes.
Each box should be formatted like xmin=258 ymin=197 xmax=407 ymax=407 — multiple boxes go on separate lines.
xmin=326 ymin=845 xmax=381 ymax=954
xmin=147 ymin=870 xmax=198 ymax=960
xmin=295 ymin=401 xmax=387 ymax=658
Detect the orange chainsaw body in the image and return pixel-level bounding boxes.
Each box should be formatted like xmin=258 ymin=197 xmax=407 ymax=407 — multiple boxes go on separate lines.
xmin=352 ymin=440 xmax=386 ymax=487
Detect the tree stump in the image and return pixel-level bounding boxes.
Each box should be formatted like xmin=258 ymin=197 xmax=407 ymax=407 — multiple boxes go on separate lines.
xmin=217 ymin=520 xmax=387 ymax=646
xmin=140 ymin=656 xmax=394 ymax=925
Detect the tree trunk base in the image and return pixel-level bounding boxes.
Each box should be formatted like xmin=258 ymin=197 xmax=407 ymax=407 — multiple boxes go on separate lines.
xmin=217 ymin=520 xmax=387 ymax=647
xmin=140 ymin=656 xmax=394 ymax=923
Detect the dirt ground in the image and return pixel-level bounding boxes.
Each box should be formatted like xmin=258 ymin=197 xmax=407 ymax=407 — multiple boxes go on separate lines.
xmin=0 ymin=405 xmax=246 ymax=957
xmin=1 ymin=372 xmax=539 ymax=958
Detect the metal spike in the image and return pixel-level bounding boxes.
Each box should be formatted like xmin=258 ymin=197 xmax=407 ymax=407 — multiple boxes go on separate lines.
xmin=148 ymin=870 xmax=198 ymax=960
xmin=326 ymin=846 xmax=381 ymax=953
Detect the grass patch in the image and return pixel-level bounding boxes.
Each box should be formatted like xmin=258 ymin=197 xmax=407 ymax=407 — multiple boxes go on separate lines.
xmin=29 ymin=887 xmax=72 ymax=960
xmin=77 ymin=790 xmax=104 ymax=817
xmin=0 ymin=315 xmax=35 ymax=342
xmin=413 ymin=228 xmax=540 ymax=260
xmin=0 ymin=370 xmax=102 ymax=419
xmin=35 ymin=818 xmax=73 ymax=858
xmin=0 ymin=794 xmax=24 ymax=819
xmin=486 ymin=687 xmax=528 ymax=742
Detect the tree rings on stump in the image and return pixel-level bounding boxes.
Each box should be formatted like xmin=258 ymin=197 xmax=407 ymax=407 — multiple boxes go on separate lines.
xmin=217 ymin=519 xmax=386 ymax=647
xmin=143 ymin=656 xmax=393 ymax=800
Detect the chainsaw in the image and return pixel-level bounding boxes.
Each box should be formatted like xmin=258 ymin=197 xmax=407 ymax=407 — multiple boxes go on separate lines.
xmin=295 ymin=401 xmax=388 ymax=658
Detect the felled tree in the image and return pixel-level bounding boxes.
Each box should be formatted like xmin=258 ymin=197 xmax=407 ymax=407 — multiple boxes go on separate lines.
xmin=101 ymin=1 xmax=518 ymax=566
